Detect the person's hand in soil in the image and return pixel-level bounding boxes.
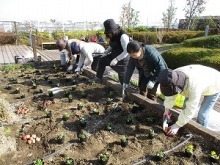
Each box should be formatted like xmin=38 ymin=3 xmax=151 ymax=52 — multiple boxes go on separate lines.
xmin=166 ymin=123 xmax=180 ymax=136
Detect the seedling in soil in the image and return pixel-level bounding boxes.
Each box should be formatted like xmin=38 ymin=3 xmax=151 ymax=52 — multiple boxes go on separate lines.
xmin=79 ymin=117 xmax=87 ymax=128
xmin=105 ymin=123 xmax=112 ymax=131
xmin=209 ymin=150 xmax=219 ymax=163
xmin=15 ymin=87 xmax=20 ymax=94
xmin=106 ymin=98 xmax=113 ymax=104
xmin=48 ymin=79 xmax=53 ymax=84
xmin=78 ymin=133 xmax=87 ymax=143
xmin=148 ymin=129 xmax=155 ymax=139
xmin=32 ymin=82 xmax=37 ymax=89
xmin=185 ymin=144 xmax=194 ymax=158
xmin=64 ymin=90 xmax=70 ymax=97
xmin=62 ymin=113 xmax=70 ymax=121
xmin=33 ymin=158 xmax=44 ymax=165
xmin=56 ymin=134 xmax=65 ymax=144
xmin=131 ymin=103 xmax=140 ymax=113
xmin=77 ymin=103 xmax=84 ymax=110
xmin=120 ymin=136 xmax=128 ymax=147
xmin=45 ymin=110 xmax=52 ymax=118
xmin=5 ymin=85 xmax=12 ymax=90
xmin=114 ymin=104 xmax=122 ymax=112
xmin=65 ymin=157 xmax=74 ymax=165
xmin=155 ymin=151 xmax=165 ymax=161
xmin=80 ymin=91 xmax=87 ymax=98
xmin=71 ymin=85 xmax=77 ymax=91
xmin=99 ymin=152 xmax=109 ymax=165
xmin=93 ymin=108 xmax=99 ymax=115
xmin=68 ymin=94 xmax=73 ymax=102
xmin=126 ymin=116 xmax=133 ymax=124
xmin=44 ymin=75 xmax=49 ymax=81
xmin=48 ymin=90 xmax=53 ymax=97
xmin=19 ymin=94 xmax=26 ymax=99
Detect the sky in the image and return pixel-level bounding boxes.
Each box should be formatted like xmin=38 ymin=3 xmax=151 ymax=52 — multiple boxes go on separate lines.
xmin=0 ymin=0 xmax=220 ymax=26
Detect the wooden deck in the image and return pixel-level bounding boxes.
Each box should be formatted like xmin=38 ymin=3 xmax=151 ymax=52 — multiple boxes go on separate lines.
xmin=0 ymin=44 xmax=219 ymax=112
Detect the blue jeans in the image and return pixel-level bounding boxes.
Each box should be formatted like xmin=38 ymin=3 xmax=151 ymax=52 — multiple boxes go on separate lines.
xmin=197 ymin=92 xmax=220 ymax=127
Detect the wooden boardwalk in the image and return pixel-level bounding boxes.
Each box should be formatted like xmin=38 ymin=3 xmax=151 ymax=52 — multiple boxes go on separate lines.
xmin=0 ymin=44 xmax=219 ymax=112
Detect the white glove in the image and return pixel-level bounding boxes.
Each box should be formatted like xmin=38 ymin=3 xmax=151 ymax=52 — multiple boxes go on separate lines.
xmin=147 ymin=81 xmax=155 ymax=89
xmin=110 ymin=58 xmax=118 ymax=66
xmin=122 ymin=83 xmax=128 ymax=100
xmin=166 ymin=123 xmax=180 ymax=136
xmin=84 ymin=60 xmax=91 ymax=66
xmin=75 ymin=67 xmax=81 ymax=73
xmin=67 ymin=64 xmax=73 ymax=72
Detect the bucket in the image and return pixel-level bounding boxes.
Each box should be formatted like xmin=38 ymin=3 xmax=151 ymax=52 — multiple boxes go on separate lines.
xmin=60 ymin=52 xmax=67 ymax=66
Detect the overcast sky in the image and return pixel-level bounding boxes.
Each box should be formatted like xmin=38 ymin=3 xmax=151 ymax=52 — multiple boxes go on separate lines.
xmin=0 ymin=0 xmax=219 ymax=26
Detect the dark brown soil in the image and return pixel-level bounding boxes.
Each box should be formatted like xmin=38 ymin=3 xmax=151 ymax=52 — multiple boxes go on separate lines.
xmin=0 ymin=64 xmax=219 ymax=165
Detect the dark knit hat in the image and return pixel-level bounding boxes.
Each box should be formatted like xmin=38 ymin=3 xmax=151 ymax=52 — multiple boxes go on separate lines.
xmin=157 ymin=69 xmax=186 ymax=96
xmin=70 ymin=42 xmax=80 ymax=54
xmin=103 ymin=19 xmax=119 ymax=34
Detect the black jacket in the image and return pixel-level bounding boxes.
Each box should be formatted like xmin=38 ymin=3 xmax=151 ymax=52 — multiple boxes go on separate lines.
xmin=124 ymin=45 xmax=168 ymax=84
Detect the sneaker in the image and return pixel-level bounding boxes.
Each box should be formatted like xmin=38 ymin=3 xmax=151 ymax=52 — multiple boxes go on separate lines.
xmin=88 ymin=77 xmax=102 ymax=83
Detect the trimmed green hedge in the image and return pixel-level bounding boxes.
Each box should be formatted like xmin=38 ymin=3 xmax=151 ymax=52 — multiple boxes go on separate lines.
xmin=161 ymin=47 xmax=220 ymax=71
xmin=183 ymin=35 xmax=220 ymax=48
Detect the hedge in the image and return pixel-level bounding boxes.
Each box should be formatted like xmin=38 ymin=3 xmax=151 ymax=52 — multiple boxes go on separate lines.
xmin=183 ymin=35 xmax=220 ymax=48
xmin=161 ymin=47 xmax=220 ymax=71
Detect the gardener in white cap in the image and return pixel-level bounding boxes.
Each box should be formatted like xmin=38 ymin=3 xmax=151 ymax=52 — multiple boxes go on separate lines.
xmin=157 ymin=65 xmax=220 ymax=136
xmin=122 ymin=40 xmax=167 ymax=101
xmin=56 ymin=38 xmax=86 ymax=71
xmin=90 ymin=19 xmax=130 ymax=84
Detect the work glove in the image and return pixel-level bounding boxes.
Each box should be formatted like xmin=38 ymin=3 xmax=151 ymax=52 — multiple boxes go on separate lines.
xmin=75 ymin=67 xmax=81 ymax=73
xmin=146 ymin=81 xmax=155 ymax=89
xmin=163 ymin=109 xmax=172 ymax=120
xmin=122 ymin=83 xmax=128 ymax=100
xmin=67 ymin=64 xmax=73 ymax=72
xmin=110 ymin=58 xmax=118 ymax=66
xmin=166 ymin=123 xmax=180 ymax=136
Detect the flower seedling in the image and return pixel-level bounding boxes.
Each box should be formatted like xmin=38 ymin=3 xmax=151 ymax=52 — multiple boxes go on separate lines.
xmin=210 ymin=150 xmax=219 ymax=163
xmin=48 ymin=90 xmax=53 ymax=97
xmin=79 ymin=117 xmax=87 ymax=128
xmin=15 ymin=87 xmax=20 ymax=94
xmin=44 ymin=75 xmax=49 ymax=81
xmin=148 ymin=129 xmax=155 ymax=139
xmin=78 ymin=133 xmax=87 ymax=143
xmin=32 ymin=82 xmax=37 ymax=89
xmin=65 ymin=157 xmax=74 ymax=165
xmin=120 ymin=136 xmax=128 ymax=147
xmin=93 ymin=108 xmax=99 ymax=115
xmin=155 ymin=151 xmax=165 ymax=161
xmin=105 ymin=123 xmax=112 ymax=131
xmin=80 ymin=91 xmax=87 ymax=98
xmin=64 ymin=90 xmax=70 ymax=97
xmin=68 ymin=94 xmax=73 ymax=102
xmin=56 ymin=134 xmax=65 ymax=144
xmin=62 ymin=113 xmax=70 ymax=121
xmin=106 ymin=98 xmax=113 ymax=105
xmin=185 ymin=144 xmax=194 ymax=158
xmin=99 ymin=152 xmax=109 ymax=165
xmin=33 ymin=158 xmax=44 ymax=165
xmin=126 ymin=116 xmax=133 ymax=124
xmin=77 ymin=103 xmax=83 ymax=110
xmin=45 ymin=110 xmax=52 ymax=118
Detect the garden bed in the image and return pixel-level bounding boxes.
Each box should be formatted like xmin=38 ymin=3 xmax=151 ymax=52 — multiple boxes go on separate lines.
xmin=0 ymin=64 xmax=219 ymax=165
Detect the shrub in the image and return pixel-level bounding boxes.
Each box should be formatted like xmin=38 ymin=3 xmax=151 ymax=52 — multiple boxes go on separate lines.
xmin=162 ymin=47 xmax=220 ymax=71
xmin=183 ymin=35 xmax=220 ymax=48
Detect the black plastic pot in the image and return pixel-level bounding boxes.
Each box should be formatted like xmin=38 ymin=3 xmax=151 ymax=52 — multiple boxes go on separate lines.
xmin=210 ymin=157 xmax=219 ymax=163
xmin=121 ymin=140 xmax=128 ymax=147
xmin=56 ymin=136 xmax=65 ymax=144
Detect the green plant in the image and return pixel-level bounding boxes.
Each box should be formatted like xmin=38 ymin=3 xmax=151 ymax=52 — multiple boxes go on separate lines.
xmin=106 ymin=98 xmax=113 ymax=104
xmin=106 ymin=123 xmax=112 ymax=131
xmin=156 ymin=151 xmax=164 ymax=160
xmin=99 ymin=152 xmax=109 ymax=164
xmin=45 ymin=110 xmax=52 ymax=118
xmin=56 ymin=134 xmax=65 ymax=144
xmin=68 ymin=94 xmax=73 ymax=102
xmin=33 ymin=158 xmax=44 ymax=165
xmin=185 ymin=144 xmax=194 ymax=157
xmin=130 ymin=79 xmax=138 ymax=86
xmin=109 ymin=74 xmax=119 ymax=82
xmin=78 ymin=133 xmax=87 ymax=142
xmin=79 ymin=117 xmax=86 ymax=127
xmin=62 ymin=113 xmax=70 ymax=121
xmin=77 ymin=103 xmax=83 ymax=110
xmin=210 ymin=150 xmax=219 ymax=162
xmin=65 ymin=157 xmax=74 ymax=165
xmin=148 ymin=129 xmax=155 ymax=139
xmin=120 ymin=136 xmax=128 ymax=147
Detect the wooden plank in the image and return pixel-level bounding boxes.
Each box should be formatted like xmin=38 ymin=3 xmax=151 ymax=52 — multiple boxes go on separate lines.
xmin=0 ymin=46 xmax=4 ymax=64
xmin=5 ymin=45 xmax=15 ymax=63
xmin=1 ymin=45 xmax=9 ymax=64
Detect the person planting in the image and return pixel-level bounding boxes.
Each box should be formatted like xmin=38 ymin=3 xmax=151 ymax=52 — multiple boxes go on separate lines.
xmin=157 ymin=65 xmax=220 ymax=136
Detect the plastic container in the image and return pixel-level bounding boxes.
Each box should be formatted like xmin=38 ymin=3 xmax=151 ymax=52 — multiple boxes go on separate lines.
xmin=60 ymin=52 xmax=67 ymax=66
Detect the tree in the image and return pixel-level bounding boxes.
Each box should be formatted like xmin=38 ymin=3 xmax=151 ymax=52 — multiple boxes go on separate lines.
xmin=184 ymin=0 xmax=206 ymax=30
xmin=119 ymin=0 xmax=140 ymax=29
xmin=162 ymin=0 xmax=177 ymax=30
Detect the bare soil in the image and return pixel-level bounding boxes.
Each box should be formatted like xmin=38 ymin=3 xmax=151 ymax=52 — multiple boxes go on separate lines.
xmin=0 ymin=64 xmax=219 ymax=165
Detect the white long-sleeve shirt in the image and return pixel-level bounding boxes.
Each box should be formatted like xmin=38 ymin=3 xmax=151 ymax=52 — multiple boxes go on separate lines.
xmin=77 ymin=42 xmax=105 ymax=69
xmin=164 ymin=65 xmax=220 ymax=127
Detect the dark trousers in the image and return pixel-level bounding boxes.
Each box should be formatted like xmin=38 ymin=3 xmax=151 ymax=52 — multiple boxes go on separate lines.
xmin=91 ymin=55 xmax=102 ymax=72
xmin=138 ymin=71 xmax=158 ymax=99
xmin=96 ymin=53 xmax=129 ymax=84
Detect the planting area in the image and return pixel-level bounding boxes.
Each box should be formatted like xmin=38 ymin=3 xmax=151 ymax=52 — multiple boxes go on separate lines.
xmin=0 ymin=64 xmax=219 ymax=165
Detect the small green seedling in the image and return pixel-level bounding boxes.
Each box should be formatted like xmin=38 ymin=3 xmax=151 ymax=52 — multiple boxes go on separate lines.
xmin=185 ymin=144 xmax=194 ymax=157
